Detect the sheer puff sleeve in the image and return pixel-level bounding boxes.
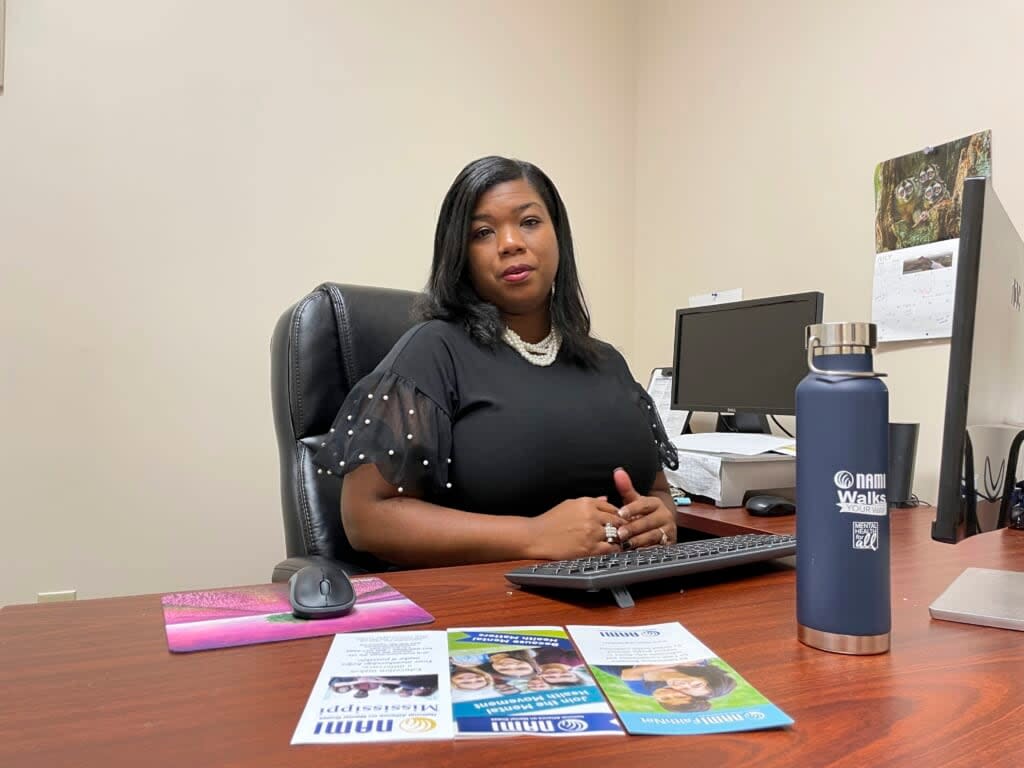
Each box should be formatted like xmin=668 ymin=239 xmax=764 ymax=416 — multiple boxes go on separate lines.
xmin=312 ymin=369 xmax=453 ymax=496
xmin=633 ymin=384 xmax=680 ymax=471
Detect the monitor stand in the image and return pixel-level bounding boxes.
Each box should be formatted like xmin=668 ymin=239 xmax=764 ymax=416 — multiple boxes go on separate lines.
xmin=715 ymin=412 xmax=771 ymax=434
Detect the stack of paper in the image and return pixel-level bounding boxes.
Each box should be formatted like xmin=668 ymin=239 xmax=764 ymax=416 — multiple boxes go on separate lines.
xmin=666 ymin=435 xmax=797 ymax=504
xmin=671 ymin=433 xmax=795 ymax=456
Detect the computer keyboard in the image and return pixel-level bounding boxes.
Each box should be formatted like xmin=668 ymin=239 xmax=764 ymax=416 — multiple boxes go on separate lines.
xmin=505 ymin=533 xmax=796 ymax=608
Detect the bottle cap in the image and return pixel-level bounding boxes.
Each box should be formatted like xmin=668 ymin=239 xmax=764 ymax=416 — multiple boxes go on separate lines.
xmin=805 ymin=322 xmax=886 ymax=378
xmin=805 ymin=322 xmax=877 ymax=351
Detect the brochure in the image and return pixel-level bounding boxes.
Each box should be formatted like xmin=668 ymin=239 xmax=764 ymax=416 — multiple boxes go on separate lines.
xmin=161 ymin=576 xmax=434 ymax=653
xmin=567 ymin=622 xmax=793 ymax=735
xmin=447 ymin=626 xmax=623 ymax=737
xmin=291 ymin=631 xmax=454 ymax=744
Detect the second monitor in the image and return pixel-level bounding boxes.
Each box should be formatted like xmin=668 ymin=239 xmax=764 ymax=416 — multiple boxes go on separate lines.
xmin=671 ymin=292 xmax=824 ymax=433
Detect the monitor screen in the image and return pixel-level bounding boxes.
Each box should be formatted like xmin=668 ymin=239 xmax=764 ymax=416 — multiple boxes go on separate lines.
xmin=671 ymin=292 xmax=824 ymax=417
xmin=934 ymin=177 xmax=1024 ymax=542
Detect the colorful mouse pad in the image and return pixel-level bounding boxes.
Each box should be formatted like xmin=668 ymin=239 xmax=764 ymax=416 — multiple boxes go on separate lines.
xmin=161 ymin=576 xmax=434 ymax=653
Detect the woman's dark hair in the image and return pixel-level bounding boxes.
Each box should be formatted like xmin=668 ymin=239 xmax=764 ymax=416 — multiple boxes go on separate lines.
xmin=417 ymin=155 xmax=602 ymax=367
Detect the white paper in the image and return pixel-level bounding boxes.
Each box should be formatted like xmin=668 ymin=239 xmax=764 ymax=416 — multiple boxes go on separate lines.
xmin=872 ymin=238 xmax=958 ymax=342
xmin=568 ymin=623 xmax=716 ymax=666
xmin=291 ymin=631 xmax=455 ymax=744
xmin=646 ymin=369 xmax=689 ymax=438
xmin=689 ymin=288 xmax=743 ymax=307
xmin=671 ymin=432 xmax=796 ymax=456
xmin=664 ymin=451 xmax=722 ymax=501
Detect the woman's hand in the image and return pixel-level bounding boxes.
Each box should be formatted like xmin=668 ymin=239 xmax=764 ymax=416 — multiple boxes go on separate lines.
xmin=613 ymin=467 xmax=677 ymax=549
xmin=526 ymin=497 xmax=624 ymax=560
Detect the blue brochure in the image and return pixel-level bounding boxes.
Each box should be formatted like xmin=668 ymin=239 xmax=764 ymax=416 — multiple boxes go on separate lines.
xmin=447 ymin=627 xmax=623 ymax=737
xmin=567 ymin=623 xmax=793 ymax=735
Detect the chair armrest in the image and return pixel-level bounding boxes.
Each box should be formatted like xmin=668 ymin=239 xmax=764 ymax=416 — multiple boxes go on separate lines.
xmin=271 ymin=556 xmax=367 ymax=583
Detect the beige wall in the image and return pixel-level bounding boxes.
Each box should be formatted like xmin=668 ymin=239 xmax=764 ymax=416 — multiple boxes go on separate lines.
xmin=4 ymin=1 xmax=1023 ymax=606
xmin=0 ymin=0 xmax=636 ymax=605
xmin=633 ymin=0 xmax=1024 ymax=505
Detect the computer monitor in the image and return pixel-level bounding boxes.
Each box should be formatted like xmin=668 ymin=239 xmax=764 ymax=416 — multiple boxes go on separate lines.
xmin=671 ymin=292 xmax=824 ymax=433
xmin=933 ymin=176 xmax=1024 ymax=543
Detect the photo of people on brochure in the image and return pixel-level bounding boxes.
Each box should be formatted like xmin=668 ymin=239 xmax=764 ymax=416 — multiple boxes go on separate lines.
xmin=446 ymin=627 xmax=623 ymax=736
xmin=449 ymin=645 xmax=596 ymax=702
xmin=594 ymin=662 xmax=736 ymax=713
xmin=326 ymin=675 xmax=439 ymax=701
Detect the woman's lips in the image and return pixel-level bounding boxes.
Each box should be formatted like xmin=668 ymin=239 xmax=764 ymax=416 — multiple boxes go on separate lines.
xmin=502 ymin=265 xmax=534 ymax=283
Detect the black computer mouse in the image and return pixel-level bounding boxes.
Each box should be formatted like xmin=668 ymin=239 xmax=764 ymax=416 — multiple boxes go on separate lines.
xmin=289 ymin=564 xmax=357 ymax=620
xmin=745 ymin=494 xmax=796 ymax=517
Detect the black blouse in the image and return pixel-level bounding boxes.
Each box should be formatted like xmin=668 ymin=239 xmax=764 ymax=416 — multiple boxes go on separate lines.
xmin=314 ymin=320 xmax=678 ymax=516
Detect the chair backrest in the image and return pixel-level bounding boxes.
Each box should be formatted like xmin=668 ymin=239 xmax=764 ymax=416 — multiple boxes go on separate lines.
xmin=271 ymin=283 xmax=420 ymax=573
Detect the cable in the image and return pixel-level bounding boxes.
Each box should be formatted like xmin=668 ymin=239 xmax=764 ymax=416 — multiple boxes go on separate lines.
xmin=717 ymin=413 xmax=739 ymax=432
xmin=770 ymin=415 xmax=794 ymax=438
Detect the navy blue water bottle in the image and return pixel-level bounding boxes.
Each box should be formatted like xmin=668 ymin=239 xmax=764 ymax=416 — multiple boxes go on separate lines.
xmin=796 ymin=322 xmax=891 ymax=655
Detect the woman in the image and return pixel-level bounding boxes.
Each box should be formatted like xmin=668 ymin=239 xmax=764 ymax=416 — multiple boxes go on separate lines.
xmin=650 ymin=687 xmax=711 ymax=713
xmin=484 ymin=650 xmax=541 ymax=679
xmin=327 ymin=678 xmax=353 ymax=695
xmin=618 ymin=663 xmax=736 ymax=699
xmin=538 ymin=662 xmax=591 ymax=687
xmin=450 ymin=668 xmax=495 ymax=693
xmin=450 ymin=667 xmax=517 ymax=700
xmin=314 ymin=156 xmax=679 ymax=567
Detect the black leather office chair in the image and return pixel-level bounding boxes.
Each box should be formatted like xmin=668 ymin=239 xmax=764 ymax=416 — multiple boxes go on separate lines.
xmin=270 ymin=283 xmax=420 ymax=582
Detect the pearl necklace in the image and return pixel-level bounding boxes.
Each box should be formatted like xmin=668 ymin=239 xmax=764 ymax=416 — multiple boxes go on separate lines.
xmin=502 ymin=325 xmax=562 ymax=366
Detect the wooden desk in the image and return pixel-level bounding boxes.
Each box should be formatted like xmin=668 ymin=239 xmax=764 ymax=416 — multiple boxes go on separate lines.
xmin=2 ymin=512 xmax=1023 ymax=768
xmin=676 ymin=500 xmax=797 ymax=537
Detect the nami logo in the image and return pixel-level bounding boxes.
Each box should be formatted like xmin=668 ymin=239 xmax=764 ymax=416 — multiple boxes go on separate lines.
xmin=833 ymin=470 xmax=887 ymax=516
xmin=598 ymin=629 xmax=661 ymax=638
xmin=399 ymin=717 xmax=437 ymax=733
xmin=556 ymin=719 xmax=589 ymax=733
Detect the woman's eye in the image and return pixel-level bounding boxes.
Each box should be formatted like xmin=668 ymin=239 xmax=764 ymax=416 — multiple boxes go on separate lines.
xmin=472 ymin=228 xmax=493 ymax=240
xmin=522 ymin=217 xmax=541 ymax=228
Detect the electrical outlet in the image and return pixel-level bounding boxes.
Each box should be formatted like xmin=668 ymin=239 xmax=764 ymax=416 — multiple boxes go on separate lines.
xmin=37 ymin=590 xmax=77 ymax=603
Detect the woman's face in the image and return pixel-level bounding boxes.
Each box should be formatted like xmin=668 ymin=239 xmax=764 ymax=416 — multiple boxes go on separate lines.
xmin=490 ymin=655 xmax=535 ymax=677
xmin=466 ymin=178 xmax=559 ymax=324
xmin=652 ymin=687 xmax=698 ymax=707
xmin=665 ymin=674 xmax=712 ymax=697
xmin=540 ymin=664 xmax=580 ymax=685
xmin=452 ymin=672 xmax=489 ymax=690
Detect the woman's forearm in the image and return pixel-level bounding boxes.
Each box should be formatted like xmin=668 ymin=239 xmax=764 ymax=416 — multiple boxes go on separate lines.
xmin=344 ymin=494 xmax=540 ymax=567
